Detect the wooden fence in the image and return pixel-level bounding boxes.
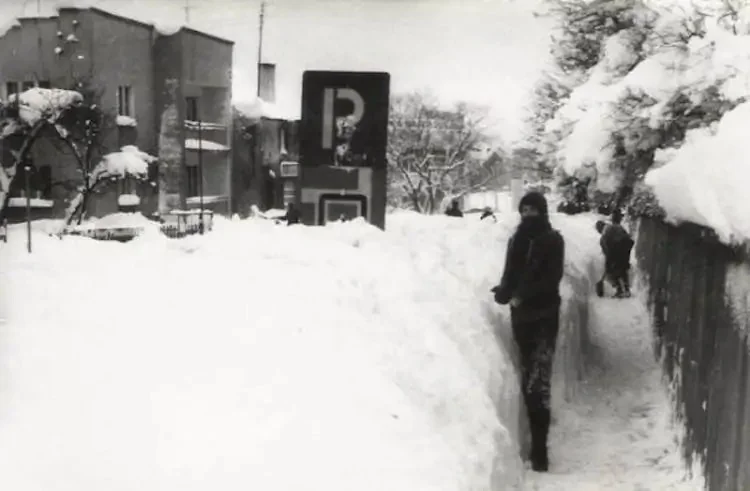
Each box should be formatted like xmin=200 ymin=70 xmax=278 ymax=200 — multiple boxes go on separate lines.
xmin=636 ymin=216 xmax=750 ymax=491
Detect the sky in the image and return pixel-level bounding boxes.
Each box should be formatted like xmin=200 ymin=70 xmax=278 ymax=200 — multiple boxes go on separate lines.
xmin=2 ymin=0 xmax=555 ymax=143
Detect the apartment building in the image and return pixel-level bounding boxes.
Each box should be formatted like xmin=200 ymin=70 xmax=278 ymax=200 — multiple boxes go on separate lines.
xmin=0 ymin=6 xmax=233 ymax=220
xmin=233 ymin=63 xmax=300 ymax=215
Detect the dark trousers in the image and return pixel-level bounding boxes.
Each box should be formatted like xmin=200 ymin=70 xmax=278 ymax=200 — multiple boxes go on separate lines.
xmin=605 ymin=257 xmax=631 ymax=294
xmin=511 ymin=310 xmax=560 ymax=465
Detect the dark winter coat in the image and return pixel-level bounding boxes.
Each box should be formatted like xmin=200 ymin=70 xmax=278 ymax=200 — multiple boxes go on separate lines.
xmin=445 ymin=207 xmax=463 ymax=218
xmin=493 ymin=223 xmax=565 ymax=322
xmin=283 ymin=207 xmax=301 ymax=225
xmin=600 ymin=223 xmax=633 ymax=268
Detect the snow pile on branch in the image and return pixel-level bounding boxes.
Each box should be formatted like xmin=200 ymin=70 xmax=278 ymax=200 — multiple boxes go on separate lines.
xmin=536 ymin=0 xmax=750 ymax=240
xmin=646 ymin=101 xmax=750 ymax=244
xmin=94 ymin=145 xmax=155 ymax=181
xmin=115 ymin=115 xmax=137 ymax=127
xmin=8 ymin=88 xmax=83 ymax=127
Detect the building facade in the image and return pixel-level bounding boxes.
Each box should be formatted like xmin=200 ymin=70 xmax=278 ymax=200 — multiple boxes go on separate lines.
xmin=0 ymin=7 xmax=233 ymax=220
xmin=233 ymin=63 xmax=300 ymax=215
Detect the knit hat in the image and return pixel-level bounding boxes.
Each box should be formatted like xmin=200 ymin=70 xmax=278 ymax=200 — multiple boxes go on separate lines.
xmin=518 ymin=191 xmax=549 ymax=216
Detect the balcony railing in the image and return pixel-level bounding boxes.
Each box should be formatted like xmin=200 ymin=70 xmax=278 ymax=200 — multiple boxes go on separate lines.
xmin=184 ymin=120 xmax=229 ymax=149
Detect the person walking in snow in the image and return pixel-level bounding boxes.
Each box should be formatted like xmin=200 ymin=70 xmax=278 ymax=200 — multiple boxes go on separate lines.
xmin=595 ymin=209 xmax=634 ymax=298
xmin=480 ymin=207 xmax=496 ymax=222
xmin=281 ymin=202 xmax=301 ymax=226
xmin=490 ymin=191 xmax=565 ymax=472
xmin=445 ymin=198 xmax=463 ymax=218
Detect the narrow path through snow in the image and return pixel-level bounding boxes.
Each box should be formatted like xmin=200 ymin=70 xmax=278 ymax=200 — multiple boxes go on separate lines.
xmin=524 ymin=292 xmax=704 ymax=490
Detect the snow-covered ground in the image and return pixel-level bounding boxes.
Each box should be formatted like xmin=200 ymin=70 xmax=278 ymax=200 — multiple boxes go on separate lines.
xmin=527 ymin=292 xmax=704 ymax=490
xmin=0 ymin=212 xmax=700 ymax=489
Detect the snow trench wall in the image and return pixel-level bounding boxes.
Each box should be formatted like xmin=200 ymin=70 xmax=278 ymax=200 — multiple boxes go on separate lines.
xmin=636 ymin=216 xmax=750 ymax=491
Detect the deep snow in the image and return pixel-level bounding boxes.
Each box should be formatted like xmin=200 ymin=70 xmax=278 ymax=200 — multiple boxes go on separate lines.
xmin=526 ymin=292 xmax=704 ymax=490
xmin=0 ymin=212 xmax=700 ymax=489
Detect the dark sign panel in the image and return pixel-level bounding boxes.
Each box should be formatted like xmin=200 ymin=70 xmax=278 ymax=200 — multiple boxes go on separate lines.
xmin=300 ymin=71 xmax=390 ymax=169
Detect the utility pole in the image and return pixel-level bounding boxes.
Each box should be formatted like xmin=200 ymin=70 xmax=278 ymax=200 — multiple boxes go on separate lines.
xmin=198 ymin=120 xmax=205 ymax=235
xmin=184 ymin=0 xmax=190 ymax=24
xmin=256 ymin=1 xmax=266 ymax=97
xmin=24 ymin=163 xmax=32 ymax=253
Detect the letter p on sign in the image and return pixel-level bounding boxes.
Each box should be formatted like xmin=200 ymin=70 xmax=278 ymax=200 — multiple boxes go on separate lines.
xmin=321 ymin=88 xmax=365 ymax=150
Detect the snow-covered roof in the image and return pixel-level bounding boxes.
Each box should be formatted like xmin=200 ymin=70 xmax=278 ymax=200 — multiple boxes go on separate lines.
xmin=234 ymin=98 xmax=298 ymax=121
xmin=7 ymin=88 xmax=83 ymax=126
xmin=0 ymin=18 xmax=20 ymax=38
xmin=2 ymin=5 xmax=232 ymax=44
xmin=185 ymin=139 xmax=230 ymax=152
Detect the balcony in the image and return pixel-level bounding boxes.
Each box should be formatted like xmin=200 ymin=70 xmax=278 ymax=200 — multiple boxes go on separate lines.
xmin=184 ymin=120 xmax=229 ymax=149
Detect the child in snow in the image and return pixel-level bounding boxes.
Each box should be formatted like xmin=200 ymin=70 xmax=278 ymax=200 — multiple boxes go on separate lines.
xmin=595 ymin=209 xmax=634 ymax=298
xmin=491 ymin=191 xmax=565 ymax=472
xmin=480 ymin=207 xmax=497 ymax=222
xmin=445 ymin=198 xmax=463 ymax=217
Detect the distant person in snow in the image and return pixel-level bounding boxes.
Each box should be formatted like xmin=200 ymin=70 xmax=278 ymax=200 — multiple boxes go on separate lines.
xmin=491 ymin=191 xmax=565 ymax=472
xmin=281 ymin=202 xmax=301 ymax=226
xmin=595 ymin=209 xmax=634 ymax=298
xmin=445 ymin=199 xmax=463 ymax=217
xmin=480 ymin=207 xmax=496 ymax=222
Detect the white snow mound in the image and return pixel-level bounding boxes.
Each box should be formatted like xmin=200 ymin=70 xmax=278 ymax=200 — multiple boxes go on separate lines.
xmin=0 ymin=212 xmax=596 ymax=490
xmin=646 ymin=101 xmax=750 ymax=244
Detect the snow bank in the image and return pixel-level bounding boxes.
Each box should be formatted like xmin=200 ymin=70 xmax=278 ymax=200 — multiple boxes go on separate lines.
xmin=8 ymin=88 xmax=83 ymax=126
xmin=646 ymin=101 xmax=750 ymax=244
xmin=70 ymin=212 xmax=156 ymax=232
xmin=185 ymin=138 xmax=230 ymax=151
xmin=116 ymin=115 xmax=137 ymax=127
xmin=0 ymin=211 xmax=597 ymax=490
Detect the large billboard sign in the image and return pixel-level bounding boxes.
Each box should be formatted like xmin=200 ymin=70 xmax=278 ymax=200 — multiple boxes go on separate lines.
xmin=298 ymin=71 xmax=390 ymax=229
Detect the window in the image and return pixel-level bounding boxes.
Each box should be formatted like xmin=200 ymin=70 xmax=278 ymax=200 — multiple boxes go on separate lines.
xmin=279 ymin=125 xmax=287 ymax=155
xmin=37 ymin=165 xmax=52 ymax=198
xmin=38 ymin=81 xmax=51 ymax=89
xmin=6 ymin=82 xmax=18 ymax=97
xmin=117 ymin=85 xmax=133 ymax=117
xmin=185 ymin=97 xmax=199 ymax=121
xmin=283 ymin=180 xmax=295 ymax=206
xmin=119 ymin=177 xmax=136 ymax=195
xmin=22 ymin=81 xmax=34 ymax=92
xmin=186 ymin=166 xmax=199 ymax=197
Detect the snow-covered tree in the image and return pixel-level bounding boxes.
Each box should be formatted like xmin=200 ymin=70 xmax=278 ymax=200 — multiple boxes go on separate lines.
xmin=532 ymin=0 xmax=750 ymax=215
xmin=62 ymin=145 xmax=156 ymax=228
xmin=51 ymin=77 xmax=121 ymax=223
xmin=387 ymin=91 xmax=499 ymax=213
xmin=0 ymin=88 xmax=83 ymax=219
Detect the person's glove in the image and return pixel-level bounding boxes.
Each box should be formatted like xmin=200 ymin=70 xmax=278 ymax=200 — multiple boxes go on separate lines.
xmin=491 ymin=285 xmax=511 ymax=305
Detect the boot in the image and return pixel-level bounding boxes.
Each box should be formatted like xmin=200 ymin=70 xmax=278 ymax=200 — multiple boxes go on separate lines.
xmin=530 ymin=446 xmax=549 ymax=472
xmin=529 ymin=416 xmax=550 ymax=472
